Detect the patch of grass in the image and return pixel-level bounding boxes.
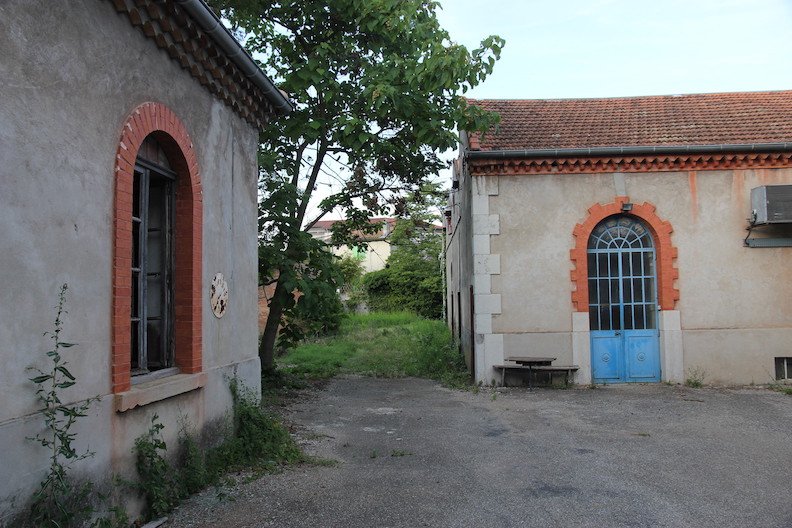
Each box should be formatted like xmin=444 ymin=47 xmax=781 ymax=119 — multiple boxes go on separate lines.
xmin=278 ymin=312 xmax=469 ymax=387
xmin=769 ymin=383 xmax=792 ymax=395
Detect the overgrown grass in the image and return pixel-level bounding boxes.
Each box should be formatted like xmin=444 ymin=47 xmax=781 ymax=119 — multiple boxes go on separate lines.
xmin=278 ymin=311 xmax=469 ymax=387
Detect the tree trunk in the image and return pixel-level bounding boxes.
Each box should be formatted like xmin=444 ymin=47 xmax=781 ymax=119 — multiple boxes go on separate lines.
xmin=259 ymin=278 xmax=286 ymax=370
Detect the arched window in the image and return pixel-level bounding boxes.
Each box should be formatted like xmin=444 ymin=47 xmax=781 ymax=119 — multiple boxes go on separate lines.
xmin=587 ymin=215 xmax=657 ymax=332
xmin=112 ymin=103 xmax=203 ymax=394
xmin=131 ymin=136 xmax=176 ymax=375
xmin=570 ymin=197 xmax=679 ymax=313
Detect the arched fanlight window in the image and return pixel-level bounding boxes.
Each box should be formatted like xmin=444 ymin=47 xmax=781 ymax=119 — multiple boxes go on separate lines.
xmin=587 ymin=215 xmax=657 ymax=332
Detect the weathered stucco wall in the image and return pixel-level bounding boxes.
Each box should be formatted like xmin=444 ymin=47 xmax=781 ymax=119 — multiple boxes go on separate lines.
xmin=481 ymin=166 xmax=792 ymax=385
xmin=446 ymin=152 xmax=475 ymax=373
xmin=0 ymin=0 xmax=262 ymax=521
xmin=333 ymin=239 xmax=392 ymax=273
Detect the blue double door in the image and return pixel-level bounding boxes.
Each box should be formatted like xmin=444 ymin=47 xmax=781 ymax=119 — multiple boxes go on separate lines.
xmin=588 ymin=216 xmax=661 ymax=383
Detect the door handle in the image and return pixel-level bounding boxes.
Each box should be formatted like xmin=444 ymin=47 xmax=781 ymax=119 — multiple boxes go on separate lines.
xmin=615 ymin=332 xmax=621 ymax=336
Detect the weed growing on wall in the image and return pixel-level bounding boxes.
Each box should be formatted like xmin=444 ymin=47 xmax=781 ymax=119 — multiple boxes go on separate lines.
xmin=131 ymin=380 xmax=307 ymax=522
xmin=685 ymin=366 xmax=707 ymax=388
xmin=22 ymin=285 xmax=129 ymax=528
xmin=132 ymin=415 xmax=180 ymax=519
xmin=25 ymin=284 xmax=98 ymax=527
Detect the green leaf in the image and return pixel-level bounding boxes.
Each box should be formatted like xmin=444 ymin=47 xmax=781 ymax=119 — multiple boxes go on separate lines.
xmin=55 ymin=365 xmax=76 ymax=380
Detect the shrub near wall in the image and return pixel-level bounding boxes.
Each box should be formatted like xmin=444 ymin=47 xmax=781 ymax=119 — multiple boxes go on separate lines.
xmin=361 ymin=217 xmax=444 ymax=319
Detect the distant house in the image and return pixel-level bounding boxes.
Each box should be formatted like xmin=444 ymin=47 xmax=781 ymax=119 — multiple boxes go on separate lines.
xmin=447 ymin=91 xmax=792 ymax=386
xmin=0 ymin=0 xmax=290 ymax=521
xmin=308 ymin=218 xmax=398 ymax=273
xmin=309 ymin=217 xmax=445 ymax=274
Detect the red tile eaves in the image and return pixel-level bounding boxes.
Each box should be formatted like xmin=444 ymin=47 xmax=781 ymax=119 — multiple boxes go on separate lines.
xmin=467 ymin=91 xmax=792 ymax=152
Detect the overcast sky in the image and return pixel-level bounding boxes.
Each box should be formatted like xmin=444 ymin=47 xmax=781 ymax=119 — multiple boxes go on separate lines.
xmin=313 ymin=0 xmax=792 ymax=221
xmin=436 ymin=0 xmax=792 ymax=100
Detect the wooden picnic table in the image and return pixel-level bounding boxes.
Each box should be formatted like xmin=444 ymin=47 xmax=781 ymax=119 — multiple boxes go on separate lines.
xmin=506 ymin=356 xmax=556 ymax=366
xmin=493 ymin=357 xmax=578 ymax=388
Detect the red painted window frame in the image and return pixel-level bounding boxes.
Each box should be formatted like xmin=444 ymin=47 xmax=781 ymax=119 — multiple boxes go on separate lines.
xmin=570 ymin=196 xmax=679 ymax=314
xmin=112 ymin=102 xmax=203 ymax=393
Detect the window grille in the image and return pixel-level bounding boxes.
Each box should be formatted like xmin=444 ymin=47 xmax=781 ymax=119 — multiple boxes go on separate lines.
xmin=587 ymin=216 xmax=657 ymax=332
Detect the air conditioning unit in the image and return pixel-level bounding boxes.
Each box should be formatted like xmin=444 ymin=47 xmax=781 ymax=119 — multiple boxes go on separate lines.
xmin=751 ymin=185 xmax=792 ymax=225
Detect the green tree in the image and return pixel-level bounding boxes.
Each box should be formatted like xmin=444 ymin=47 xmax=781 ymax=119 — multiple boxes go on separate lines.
xmin=258 ymin=176 xmax=345 ymax=355
xmin=210 ymin=0 xmax=503 ymax=367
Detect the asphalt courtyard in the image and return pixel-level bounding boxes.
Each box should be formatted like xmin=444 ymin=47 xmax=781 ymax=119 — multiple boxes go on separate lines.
xmin=164 ymin=377 xmax=792 ymax=527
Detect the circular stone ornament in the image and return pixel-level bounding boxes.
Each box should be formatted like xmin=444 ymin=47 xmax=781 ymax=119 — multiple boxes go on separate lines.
xmin=210 ymin=273 xmax=228 ymax=318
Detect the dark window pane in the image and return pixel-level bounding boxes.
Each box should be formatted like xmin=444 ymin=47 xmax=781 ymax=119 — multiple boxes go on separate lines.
xmin=589 ymin=307 xmax=600 ymax=331
xmin=623 ymin=305 xmax=632 ymax=330
xmin=621 ymin=252 xmax=631 ymax=277
xmin=598 ymin=254 xmax=609 ymax=277
xmin=598 ymin=279 xmax=610 ymax=304
xmin=131 ymin=321 xmax=140 ymax=369
xmin=609 ymin=279 xmax=619 ymax=304
xmin=631 ymin=252 xmax=643 ymax=276
xmin=623 ymin=278 xmax=633 ymax=303
xmin=632 ymin=278 xmax=643 ymax=302
xmin=643 ymin=252 xmax=655 ymax=276
xmin=147 ymin=320 xmax=164 ymax=369
xmin=600 ymin=305 xmax=611 ymax=330
xmin=644 ymin=278 xmax=656 ymax=303
xmin=609 ymin=253 xmax=618 ymax=277
xmin=775 ymin=358 xmax=784 ymax=380
xmin=633 ymin=305 xmax=645 ymax=330
xmin=645 ymin=304 xmax=656 ymax=330
xmin=611 ymin=305 xmax=621 ymax=330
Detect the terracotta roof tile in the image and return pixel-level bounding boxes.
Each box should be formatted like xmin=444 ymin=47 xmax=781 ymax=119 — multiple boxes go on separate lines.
xmin=468 ymin=91 xmax=792 ymax=151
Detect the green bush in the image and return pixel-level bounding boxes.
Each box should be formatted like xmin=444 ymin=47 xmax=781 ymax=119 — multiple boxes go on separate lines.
xmin=361 ymin=218 xmax=444 ymax=319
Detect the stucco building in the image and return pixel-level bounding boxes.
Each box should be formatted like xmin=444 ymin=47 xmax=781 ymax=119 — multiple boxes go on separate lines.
xmin=447 ymin=91 xmax=792 ymax=386
xmin=308 ymin=218 xmax=397 ymax=273
xmin=0 ymin=0 xmax=290 ymax=521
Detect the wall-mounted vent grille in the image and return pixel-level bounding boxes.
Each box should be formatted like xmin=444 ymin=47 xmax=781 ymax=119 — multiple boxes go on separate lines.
xmin=751 ymin=185 xmax=792 ymax=225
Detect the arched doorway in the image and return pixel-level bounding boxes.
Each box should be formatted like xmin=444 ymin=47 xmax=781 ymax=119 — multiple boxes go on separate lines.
xmin=588 ymin=215 xmax=661 ymax=382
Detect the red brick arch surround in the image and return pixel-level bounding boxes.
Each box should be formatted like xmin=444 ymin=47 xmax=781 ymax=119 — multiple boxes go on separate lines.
xmin=570 ymin=196 xmax=679 ymax=313
xmin=112 ymin=102 xmax=203 ymax=393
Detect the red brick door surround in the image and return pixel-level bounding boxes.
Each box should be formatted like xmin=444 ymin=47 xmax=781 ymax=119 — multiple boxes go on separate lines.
xmin=570 ymin=196 xmax=679 ymax=313
xmin=112 ymin=102 xmax=203 ymax=393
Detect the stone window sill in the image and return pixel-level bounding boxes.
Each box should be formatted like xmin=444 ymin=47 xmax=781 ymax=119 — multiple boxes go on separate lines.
xmin=115 ymin=372 xmax=207 ymax=412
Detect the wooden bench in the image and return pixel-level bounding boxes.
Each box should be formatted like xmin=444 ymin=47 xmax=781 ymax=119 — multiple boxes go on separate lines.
xmin=492 ymin=363 xmax=579 ymax=388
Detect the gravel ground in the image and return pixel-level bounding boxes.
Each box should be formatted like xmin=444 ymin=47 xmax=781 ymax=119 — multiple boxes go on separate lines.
xmin=162 ymin=376 xmax=792 ymax=527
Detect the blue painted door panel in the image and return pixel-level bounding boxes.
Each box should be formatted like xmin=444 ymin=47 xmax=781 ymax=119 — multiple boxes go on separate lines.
xmin=588 ymin=216 xmax=661 ymax=384
xmin=591 ymin=331 xmax=622 ymax=381
xmin=625 ymin=330 xmax=661 ymax=381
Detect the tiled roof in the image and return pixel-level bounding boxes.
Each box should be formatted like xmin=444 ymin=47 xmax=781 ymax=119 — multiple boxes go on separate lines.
xmin=468 ymin=91 xmax=792 ymax=152
xmin=310 ymin=218 xmax=397 ymax=230
xmin=110 ymin=0 xmax=289 ymax=129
